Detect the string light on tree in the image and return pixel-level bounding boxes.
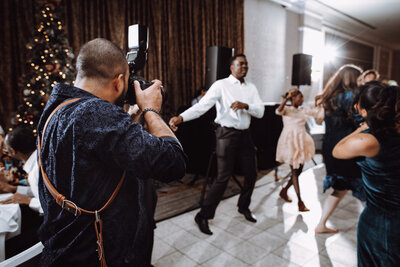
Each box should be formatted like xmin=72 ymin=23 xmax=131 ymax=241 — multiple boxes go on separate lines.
xmin=13 ymin=0 xmax=75 ymax=134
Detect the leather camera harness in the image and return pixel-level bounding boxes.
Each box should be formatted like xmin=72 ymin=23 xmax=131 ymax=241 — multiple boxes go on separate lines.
xmin=37 ymin=98 xmax=126 ymax=267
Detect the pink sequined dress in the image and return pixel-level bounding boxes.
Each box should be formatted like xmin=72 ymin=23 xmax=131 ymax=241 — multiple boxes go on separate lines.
xmin=275 ymin=105 xmax=323 ymax=169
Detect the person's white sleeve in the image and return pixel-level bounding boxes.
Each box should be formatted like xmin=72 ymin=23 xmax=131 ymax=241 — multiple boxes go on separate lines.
xmin=16 ymin=185 xmax=34 ymax=197
xmin=247 ymin=86 xmax=265 ymax=118
xmin=180 ymin=83 xmax=221 ymax=122
xmin=29 ymin=197 xmax=43 ymax=214
xmin=28 ymin=163 xmax=43 ymax=214
xmin=29 ymin=165 xmax=40 ymax=201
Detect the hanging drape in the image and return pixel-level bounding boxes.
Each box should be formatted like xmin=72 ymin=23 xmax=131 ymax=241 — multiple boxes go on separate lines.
xmin=0 ymin=0 xmax=244 ymax=129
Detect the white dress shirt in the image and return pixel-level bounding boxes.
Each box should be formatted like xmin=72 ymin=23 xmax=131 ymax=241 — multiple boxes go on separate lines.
xmin=180 ymin=75 xmax=265 ymax=130
xmin=16 ymin=150 xmax=43 ymax=214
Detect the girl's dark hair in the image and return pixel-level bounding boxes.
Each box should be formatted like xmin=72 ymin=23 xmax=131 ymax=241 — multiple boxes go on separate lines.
xmin=355 ymin=81 xmax=400 ymax=134
xmin=282 ymin=89 xmax=302 ymax=100
xmin=315 ymin=64 xmax=362 ymax=113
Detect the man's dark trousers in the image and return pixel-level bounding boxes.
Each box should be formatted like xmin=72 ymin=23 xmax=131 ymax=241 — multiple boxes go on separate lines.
xmin=199 ymin=126 xmax=257 ymax=219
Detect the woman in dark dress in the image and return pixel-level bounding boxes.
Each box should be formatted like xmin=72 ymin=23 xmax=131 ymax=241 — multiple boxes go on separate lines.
xmin=333 ymin=82 xmax=400 ymax=266
xmin=315 ymin=64 xmax=365 ymax=234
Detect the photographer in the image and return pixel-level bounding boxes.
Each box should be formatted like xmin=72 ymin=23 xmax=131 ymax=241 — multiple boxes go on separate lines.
xmin=37 ymin=38 xmax=186 ymax=266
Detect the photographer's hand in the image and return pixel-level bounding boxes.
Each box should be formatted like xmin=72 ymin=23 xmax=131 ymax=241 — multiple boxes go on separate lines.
xmin=135 ymin=80 xmax=163 ymax=111
xmin=128 ymin=104 xmax=142 ymax=122
xmin=169 ymin=116 xmax=183 ymax=132
xmin=134 ymin=80 xmax=176 ymax=138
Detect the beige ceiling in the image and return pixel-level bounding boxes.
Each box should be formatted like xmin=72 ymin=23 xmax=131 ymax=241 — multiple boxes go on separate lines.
xmin=317 ymin=0 xmax=400 ymax=49
xmin=271 ymin=0 xmax=400 ymax=49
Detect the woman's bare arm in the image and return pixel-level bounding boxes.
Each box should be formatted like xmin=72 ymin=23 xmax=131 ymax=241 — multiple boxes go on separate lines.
xmin=333 ymin=124 xmax=379 ymax=159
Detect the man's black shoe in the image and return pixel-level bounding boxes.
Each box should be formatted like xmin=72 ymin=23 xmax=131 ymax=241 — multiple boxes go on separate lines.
xmin=238 ymin=209 xmax=257 ymax=223
xmin=194 ymin=213 xmax=213 ymax=235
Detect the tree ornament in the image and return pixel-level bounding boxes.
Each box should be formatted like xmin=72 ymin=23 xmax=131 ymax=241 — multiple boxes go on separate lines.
xmin=13 ymin=3 xmax=75 ymax=132
xmin=45 ymin=62 xmax=60 ymax=73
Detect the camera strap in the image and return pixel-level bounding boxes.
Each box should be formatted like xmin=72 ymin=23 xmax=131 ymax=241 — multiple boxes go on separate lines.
xmin=37 ymin=98 xmax=126 ymax=267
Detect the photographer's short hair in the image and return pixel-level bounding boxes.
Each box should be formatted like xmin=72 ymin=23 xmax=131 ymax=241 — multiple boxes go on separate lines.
xmin=6 ymin=127 xmax=36 ymax=155
xmin=230 ymin=54 xmax=246 ymax=65
xmin=76 ymin=38 xmax=128 ymax=82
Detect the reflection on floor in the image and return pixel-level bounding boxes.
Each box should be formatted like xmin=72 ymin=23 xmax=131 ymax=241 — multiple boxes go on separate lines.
xmin=152 ymin=154 xmax=364 ymax=266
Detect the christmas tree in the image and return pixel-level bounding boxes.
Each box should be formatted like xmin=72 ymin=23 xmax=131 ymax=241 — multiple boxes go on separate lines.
xmin=12 ymin=3 xmax=75 ymax=134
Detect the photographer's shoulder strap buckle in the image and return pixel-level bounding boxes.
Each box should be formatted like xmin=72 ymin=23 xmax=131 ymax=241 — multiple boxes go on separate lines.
xmin=62 ymin=199 xmax=80 ymax=216
xmin=37 ymin=98 xmax=126 ymax=267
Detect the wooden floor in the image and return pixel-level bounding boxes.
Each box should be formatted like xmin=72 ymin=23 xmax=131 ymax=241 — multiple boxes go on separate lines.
xmin=154 ymin=164 xmax=290 ymax=222
xmin=155 ymin=173 xmax=246 ymax=222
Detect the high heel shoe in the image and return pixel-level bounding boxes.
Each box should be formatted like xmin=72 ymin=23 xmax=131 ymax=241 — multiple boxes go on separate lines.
xmin=279 ymin=188 xmax=292 ymax=202
xmin=298 ymin=201 xmax=310 ymax=212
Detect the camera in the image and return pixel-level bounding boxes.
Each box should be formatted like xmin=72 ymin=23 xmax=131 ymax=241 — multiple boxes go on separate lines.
xmin=125 ymin=24 xmax=167 ymax=105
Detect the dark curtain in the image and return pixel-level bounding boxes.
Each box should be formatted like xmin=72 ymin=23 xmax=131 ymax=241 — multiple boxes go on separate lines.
xmin=0 ymin=0 xmax=37 ymax=130
xmin=392 ymin=50 xmax=400 ymax=83
xmin=0 ymin=0 xmax=244 ymax=129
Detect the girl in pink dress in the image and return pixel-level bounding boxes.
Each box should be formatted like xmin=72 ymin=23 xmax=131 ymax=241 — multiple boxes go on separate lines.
xmin=276 ymin=89 xmax=323 ymax=211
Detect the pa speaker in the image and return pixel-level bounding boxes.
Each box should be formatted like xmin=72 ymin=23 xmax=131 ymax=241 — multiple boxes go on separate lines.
xmin=205 ymin=46 xmax=234 ymax=90
xmin=291 ymin=53 xmax=312 ymax=86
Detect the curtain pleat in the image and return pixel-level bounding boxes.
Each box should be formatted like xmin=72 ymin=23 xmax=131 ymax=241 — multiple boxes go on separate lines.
xmin=0 ymin=0 xmax=244 ymax=128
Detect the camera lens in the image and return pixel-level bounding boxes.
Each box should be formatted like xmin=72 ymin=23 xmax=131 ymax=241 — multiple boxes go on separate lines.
xmin=124 ymin=75 xmax=167 ymax=105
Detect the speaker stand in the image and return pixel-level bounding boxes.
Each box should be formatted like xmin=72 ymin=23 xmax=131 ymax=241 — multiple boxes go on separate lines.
xmin=199 ymin=151 xmax=243 ymax=207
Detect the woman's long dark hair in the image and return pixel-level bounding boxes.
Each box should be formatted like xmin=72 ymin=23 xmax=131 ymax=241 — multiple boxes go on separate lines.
xmin=355 ymin=81 xmax=400 ymax=134
xmin=315 ymin=64 xmax=362 ymax=113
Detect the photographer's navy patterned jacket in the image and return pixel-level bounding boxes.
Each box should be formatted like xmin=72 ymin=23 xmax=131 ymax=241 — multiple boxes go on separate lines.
xmin=37 ymin=83 xmax=186 ymax=266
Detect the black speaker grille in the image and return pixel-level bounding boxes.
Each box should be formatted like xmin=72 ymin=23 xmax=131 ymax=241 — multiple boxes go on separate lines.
xmin=205 ymin=46 xmax=233 ymax=89
xmin=291 ymin=53 xmax=312 ymax=86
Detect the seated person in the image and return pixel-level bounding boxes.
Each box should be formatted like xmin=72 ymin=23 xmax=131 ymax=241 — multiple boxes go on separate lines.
xmin=1 ymin=126 xmax=29 ymax=186
xmin=0 ymin=126 xmax=43 ymax=258
xmin=0 ymin=127 xmax=42 ymax=213
xmin=191 ymin=87 xmax=207 ymax=106
xmin=381 ymin=77 xmax=399 ymax=86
